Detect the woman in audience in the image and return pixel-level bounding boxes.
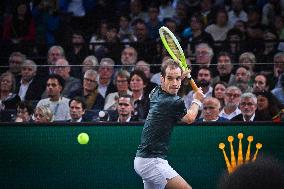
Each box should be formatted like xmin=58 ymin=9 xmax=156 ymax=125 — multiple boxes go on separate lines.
xmin=15 ymin=101 xmax=33 ymax=122
xmin=254 ymin=91 xmax=283 ymax=122
xmin=0 ymin=71 xmax=21 ymax=110
xmin=129 ymin=70 xmax=150 ymax=120
xmin=212 ymin=81 xmax=227 ymax=110
xmin=104 ymin=70 xmax=132 ymax=111
xmin=33 ymin=105 xmax=53 ymax=123
xmin=2 ymin=2 xmax=35 ymax=44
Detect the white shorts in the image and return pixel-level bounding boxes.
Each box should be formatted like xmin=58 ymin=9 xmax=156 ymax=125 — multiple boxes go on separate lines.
xmin=134 ymin=157 xmax=179 ymax=189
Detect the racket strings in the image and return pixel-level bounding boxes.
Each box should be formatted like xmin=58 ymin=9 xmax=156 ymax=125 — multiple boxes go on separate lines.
xmin=164 ymin=32 xmax=182 ymax=60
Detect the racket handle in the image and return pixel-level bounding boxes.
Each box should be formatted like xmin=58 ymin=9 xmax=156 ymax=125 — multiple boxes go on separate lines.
xmin=187 ymin=73 xmax=199 ymax=92
xmin=189 ymin=79 xmax=199 ymax=92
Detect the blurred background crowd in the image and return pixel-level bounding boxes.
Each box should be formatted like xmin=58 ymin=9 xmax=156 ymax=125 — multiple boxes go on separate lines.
xmin=0 ymin=0 xmax=284 ymax=123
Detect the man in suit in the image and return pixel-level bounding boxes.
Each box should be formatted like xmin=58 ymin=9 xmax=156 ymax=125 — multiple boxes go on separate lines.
xmin=111 ymin=94 xmax=139 ymax=122
xmin=198 ymin=97 xmax=228 ymax=122
xmin=16 ymin=59 xmax=45 ymax=101
xmin=231 ymin=92 xmax=264 ymax=122
xmin=69 ymin=96 xmax=88 ymax=122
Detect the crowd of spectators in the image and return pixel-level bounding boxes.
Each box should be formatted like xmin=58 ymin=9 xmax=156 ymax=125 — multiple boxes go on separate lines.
xmin=0 ymin=0 xmax=284 ymax=123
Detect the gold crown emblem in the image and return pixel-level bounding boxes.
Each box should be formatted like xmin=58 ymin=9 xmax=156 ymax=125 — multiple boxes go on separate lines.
xmin=218 ymin=133 xmax=263 ymax=174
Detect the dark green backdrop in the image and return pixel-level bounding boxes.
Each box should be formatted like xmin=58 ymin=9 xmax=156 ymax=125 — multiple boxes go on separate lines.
xmin=0 ymin=123 xmax=283 ymax=189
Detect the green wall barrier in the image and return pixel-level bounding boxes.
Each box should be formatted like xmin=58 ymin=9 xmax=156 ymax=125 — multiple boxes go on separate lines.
xmin=0 ymin=123 xmax=283 ymax=189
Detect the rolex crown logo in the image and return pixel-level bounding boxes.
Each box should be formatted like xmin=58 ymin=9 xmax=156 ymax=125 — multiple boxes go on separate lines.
xmin=218 ymin=133 xmax=262 ymax=174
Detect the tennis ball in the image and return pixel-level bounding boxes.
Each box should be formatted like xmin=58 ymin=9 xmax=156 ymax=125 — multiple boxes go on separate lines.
xmin=77 ymin=133 xmax=89 ymax=145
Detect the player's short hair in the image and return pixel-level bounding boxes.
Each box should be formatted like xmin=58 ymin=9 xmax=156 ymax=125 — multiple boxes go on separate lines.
xmin=161 ymin=59 xmax=182 ymax=77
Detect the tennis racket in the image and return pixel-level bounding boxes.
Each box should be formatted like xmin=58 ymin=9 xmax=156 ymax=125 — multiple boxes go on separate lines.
xmin=159 ymin=26 xmax=199 ymax=92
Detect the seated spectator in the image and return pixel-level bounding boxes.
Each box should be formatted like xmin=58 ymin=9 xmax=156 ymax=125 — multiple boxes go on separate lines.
xmin=5 ymin=51 xmax=26 ymax=83
xmin=97 ymin=58 xmax=116 ymax=99
xmin=129 ymin=70 xmax=150 ymax=120
xmin=71 ymin=70 xmax=105 ymax=111
xmin=89 ymin=20 xmax=108 ymax=54
xmin=119 ymin=46 xmax=138 ymax=73
xmin=65 ymin=30 xmax=90 ymax=79
xmin=2 ymin=2 xmax=35 ymax=44
xmin=219 ymin=86 xmax=242 ymax=120
xmin=145 ymin=4 xmax=163 ymax=40
xmin=224 ymin=28 xmax=246 ymax=62
xmin=68 ymin=96 xmax=88 ymax=122
xmin=212 ymin=81 xmax=228 ymax=110
xmin=218 ymin=156 xmax=284 ymax=189
xmin=0 ymin=71 xmax=21 ymax=110
xmin=271 ymin=52 xmax=284 ymax=89
xmin=256 ymin=29 xmax=279 ymax=71
xmin=134 ymin=60 xmax=157 ymax=96
xmin=36 ymin=74 xmax=71 ymax=121
xmin=205 ymin=8 xmax=230 ymax=43
xmin=252 ymin=73 xmax=270 ymax=93
xmin=110 ymin=94 xmax=139 ymax=122
xmin=272 ymin=74 xmax=284 ymax=105
xmin=118 ymin=14 xmax=136 ymax=43
xmin=231 ymin=92 xmax=265 ymax=122
xmin=212 ymin=52 xmax=235 ymax=86
xmin=41 ymin=59 xmax=82 ymax=99
xmin=255 ymin=91 xmax=283 ymax=122
xmin=191 ymin=43 xmax=215 ymax=78
xmin=15 ymin=101 xmax=33 ymax=122
xmin=16 ymin=59 xmax=45 ymax=101
xmin=233 ymin=66 xmax=253 ymax=93
xmin=104 ymin=70 xmax=132 ymax=111
xmin=184 ymin=67 xmax=212 ymax=109
xmin=197 ymin=97 xmax=228 ymax=122
xmin=187 ymin=14 xmax=214 ymax=57
xmin=81 ymin=55 xmax=98 ymax=76
xmin=239 ymin=52 xmax=256 ymax=75
xmin=33 ymin=105 xmax=53 ymax=123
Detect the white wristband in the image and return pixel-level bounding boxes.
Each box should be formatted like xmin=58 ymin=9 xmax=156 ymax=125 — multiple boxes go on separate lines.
xmin=192 ymin=99 xmax=202 ymax=108
xmin=187 ymin=73 xmax=192 ymax=79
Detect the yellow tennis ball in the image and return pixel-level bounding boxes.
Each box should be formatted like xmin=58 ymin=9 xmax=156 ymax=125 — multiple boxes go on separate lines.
xmin=77 ymin=133 xmax=89 ymax=145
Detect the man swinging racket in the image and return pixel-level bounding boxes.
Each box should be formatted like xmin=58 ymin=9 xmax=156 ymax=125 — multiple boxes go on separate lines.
xmin=134 ymin=59 xmax=204 ymax=189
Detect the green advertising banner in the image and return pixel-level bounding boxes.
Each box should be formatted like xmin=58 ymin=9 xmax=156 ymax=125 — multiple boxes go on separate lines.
xmin=0 ymin=123 xmax=283 ymax=189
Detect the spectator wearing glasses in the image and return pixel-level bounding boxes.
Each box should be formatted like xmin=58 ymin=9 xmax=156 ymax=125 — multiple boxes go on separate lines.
xmin=71 ymin=70 xmax=104 ymax=111
xmin=197 ymin=97 xmax=228 ymax=122
xmin=97 ymin=58 xmax=116 ymax=99
xmin=219 ymin=86 xmax=242 ymax=120
xmin=104 ymin=70 xmax=132 ymax=111
xmin=232 ymin=92 xmax=266 ymax=121
xmin=191 ymin=43 xmax=216 ymax=78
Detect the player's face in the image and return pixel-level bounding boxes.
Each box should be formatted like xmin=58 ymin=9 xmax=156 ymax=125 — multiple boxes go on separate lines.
xmin=161 ymin=67 xmax=182 ymax=95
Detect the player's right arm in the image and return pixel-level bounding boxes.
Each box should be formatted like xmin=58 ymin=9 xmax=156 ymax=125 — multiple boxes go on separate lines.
xmin=181 ymin=88 xmax=204 ymax=124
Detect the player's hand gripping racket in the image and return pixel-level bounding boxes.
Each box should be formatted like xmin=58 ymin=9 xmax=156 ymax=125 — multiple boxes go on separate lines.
xmin=159 ymin=26 xmax=199 ymax=92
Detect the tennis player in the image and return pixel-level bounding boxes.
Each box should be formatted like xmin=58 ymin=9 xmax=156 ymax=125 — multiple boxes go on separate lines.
xmin=134 ymin=59 xmax=204 ymax=189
